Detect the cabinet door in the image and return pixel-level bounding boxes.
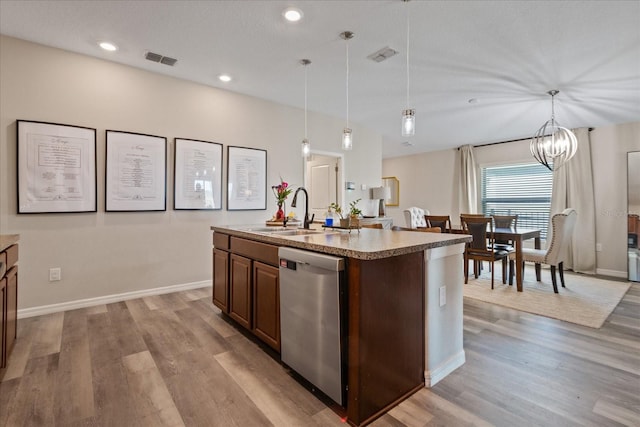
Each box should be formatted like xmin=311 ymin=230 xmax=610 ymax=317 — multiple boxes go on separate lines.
xmin=5 ymin=267 xmax=17 ymax=360
xmin=1 ymin=277 xmax=6 ymax=369
xmin=212 ymin=249 xmax=229 ymax=313
xmin=229 ymin=254 xmax=252 ymax=329
xmin=253 ymin=261 xmax=280 ymax=352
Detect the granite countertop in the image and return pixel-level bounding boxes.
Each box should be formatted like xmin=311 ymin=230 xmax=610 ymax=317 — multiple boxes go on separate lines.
xmin=0 ymin=234 xmax=20 ymax=253
xmin=211 ymin=225 xmax=470 ymax=260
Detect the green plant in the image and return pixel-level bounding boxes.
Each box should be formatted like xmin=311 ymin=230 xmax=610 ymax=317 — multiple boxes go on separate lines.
xmin=329 ymin=202 xmax=343 ymax=219
xmin=349 ymin=199 xmax=362 ymax=217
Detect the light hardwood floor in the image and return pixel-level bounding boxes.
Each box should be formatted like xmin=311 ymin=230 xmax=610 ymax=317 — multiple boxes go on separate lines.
xmin=1 ymin=283 xmax=639 ymax=427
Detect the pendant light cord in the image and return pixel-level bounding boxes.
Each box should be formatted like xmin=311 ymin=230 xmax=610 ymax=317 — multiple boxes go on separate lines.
xmin=304 ymin=64 xmax=308 ymax=139
xmin=346 ymin=39 xmax=350 ymax=127
xmin=406 ymin=1 xmax=410 ymax=109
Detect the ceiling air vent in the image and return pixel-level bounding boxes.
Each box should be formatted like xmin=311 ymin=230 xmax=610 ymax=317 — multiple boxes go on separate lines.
xmin=144 ymin=51 xmax=178 ymax=67
xmin=367 ymin=46 xmax=398 ymax=63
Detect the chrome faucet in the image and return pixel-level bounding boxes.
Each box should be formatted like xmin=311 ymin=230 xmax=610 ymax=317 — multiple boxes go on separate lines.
xmin=291 ymin=187 xmax=315 ymax=229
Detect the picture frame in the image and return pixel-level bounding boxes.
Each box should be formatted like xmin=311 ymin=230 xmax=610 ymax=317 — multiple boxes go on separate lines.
xmin=227 ymin=146 xmax=267 ymax=211
xmin=17 ymin=120 xmax=97 ymax=213
xmin=105 ymin=130 xmax=167 ymax=212
xmin=174 ymin=138 xmax=223 ymax=210
xmin=382 ymin=176 xmax=400 ymax=206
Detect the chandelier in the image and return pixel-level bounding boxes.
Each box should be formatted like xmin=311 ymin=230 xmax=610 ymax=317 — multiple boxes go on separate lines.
xmin=530 ymin=90 xmax=577 ymax=171
xmin=401 ymin=0 xmax=415 ymax=137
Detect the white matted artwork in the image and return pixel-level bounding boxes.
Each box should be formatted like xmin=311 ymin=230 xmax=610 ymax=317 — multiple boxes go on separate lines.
xmin=17 ymin=120 xmax=97 ymax=213
xmin=227 ymin=146 xmax=267 ymax=210
xmin=105 ymin=130 xmax=167 ymax=211
xmin=174 ymin=138 xmax=222 ymax=210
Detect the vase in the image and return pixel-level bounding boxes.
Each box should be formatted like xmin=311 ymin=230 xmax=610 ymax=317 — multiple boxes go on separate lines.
xmin=339 ymin=218 xmax=350 ymax=228
xmin=276 ymin=202 xmax=285 ymax=220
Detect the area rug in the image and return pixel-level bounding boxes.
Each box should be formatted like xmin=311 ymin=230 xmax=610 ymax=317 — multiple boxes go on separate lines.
xmin=463 ymin=266 xmax=631 ymax=328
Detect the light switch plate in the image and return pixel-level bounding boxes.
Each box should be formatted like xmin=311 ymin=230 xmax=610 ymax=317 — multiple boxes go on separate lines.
xmin=439 ymin=286 xmax=446 ymax=306
xmin=49 ymin=267 xmax=61 ymax=281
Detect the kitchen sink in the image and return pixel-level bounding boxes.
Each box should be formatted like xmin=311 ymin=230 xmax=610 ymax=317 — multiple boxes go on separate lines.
xmin=240 ymin=227 xmax=329 ymax=236
xmin=268 ymin=229 xmax=326 ymax=236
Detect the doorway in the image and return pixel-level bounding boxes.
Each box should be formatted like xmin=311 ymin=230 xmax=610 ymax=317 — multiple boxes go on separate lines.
xmin=304 ymin=152 xmax=343 ymax=220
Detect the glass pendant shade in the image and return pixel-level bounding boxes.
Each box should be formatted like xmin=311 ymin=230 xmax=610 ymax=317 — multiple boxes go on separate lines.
xmin=530 ymin=90 xmax=577 ymax=171
xmin=402 ymin=109 xmax=415 ymax=137
xmin=301 ymin=138 xmax=310 ymax=158
xmin=342 ymin=128 xmax=353 ymax=150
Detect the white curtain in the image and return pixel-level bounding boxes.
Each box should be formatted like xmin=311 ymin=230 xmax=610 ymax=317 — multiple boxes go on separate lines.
xmin=459 ymin=145 xmax=478 ymax=214
xmin=549 ymin=127 xmax=596 ymax=274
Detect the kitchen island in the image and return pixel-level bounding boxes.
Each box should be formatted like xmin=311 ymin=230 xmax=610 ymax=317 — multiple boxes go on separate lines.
xmin=211 ymin=225 xmax=470 ymax=426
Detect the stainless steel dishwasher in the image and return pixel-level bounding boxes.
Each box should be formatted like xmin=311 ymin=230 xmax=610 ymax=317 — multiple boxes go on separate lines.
xmin=278 ymin=247 xmax=346 ymax=406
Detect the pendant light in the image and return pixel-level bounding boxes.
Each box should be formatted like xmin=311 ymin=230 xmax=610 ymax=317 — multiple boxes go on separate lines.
xmin=401 ymin=0 xmax=415 ymax=137
xmin=300 ymin=59 xmax=311 ymax=158
xmin=340 ymin=31 xmax=354 ymax=151
xmin=530 ymin=90 xmax=577 ymax=171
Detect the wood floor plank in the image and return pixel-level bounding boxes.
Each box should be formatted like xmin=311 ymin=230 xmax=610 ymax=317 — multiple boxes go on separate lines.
xmin=54 ymin=309 xmax=95 ymax=425
xmin=122 ymin=351 xmax=185 ymax=427
xmin=28 ymin=311 xmax=64 ymax=358
xmin=3 ymin=353 xmax=59 ymax=427
xmin=593 ymin=398 xmax=640 ymax=426
xmin=1 ymin=316 xmax=38 ymax=381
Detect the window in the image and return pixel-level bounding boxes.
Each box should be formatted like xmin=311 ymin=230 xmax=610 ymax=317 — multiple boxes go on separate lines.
xmin=481 ymin=162 xmax=553 ymax=239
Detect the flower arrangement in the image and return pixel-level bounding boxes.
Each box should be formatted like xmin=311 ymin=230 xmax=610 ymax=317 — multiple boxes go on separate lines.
xmin=271 ymin=178 xmax=293 ymax=205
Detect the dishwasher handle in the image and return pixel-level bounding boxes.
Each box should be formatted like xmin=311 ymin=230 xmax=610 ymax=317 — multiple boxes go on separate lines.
xmin=278 ymin=247 xmax=344 ymax=271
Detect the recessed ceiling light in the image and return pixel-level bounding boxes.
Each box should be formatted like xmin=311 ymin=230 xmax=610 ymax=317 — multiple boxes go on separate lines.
xmin=218 ymin=74 xmax=232 ymax=83
xmin=283 ymin=7 xmax=303 ymax=22
xmin=99 ymin=41 xmax=118 ymax=52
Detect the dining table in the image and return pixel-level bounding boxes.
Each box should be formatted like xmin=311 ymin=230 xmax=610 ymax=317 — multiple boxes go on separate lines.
xmin=493 ymin=227 xmax=541 ymax=292
xmin=450 ymin=226 xmax=541 ymax=292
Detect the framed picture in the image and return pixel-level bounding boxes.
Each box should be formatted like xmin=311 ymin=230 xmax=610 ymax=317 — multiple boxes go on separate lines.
xmin=382 ymin=176 xmax=400 ymax=206
xmin=105 ymin=130 xmax=167 ymax=212
xmin=174 ymin=138 xmax=223 ymax=210
xmin=227 ymin=146 xmax=267 ymax=211
xmin=17 ymin=120 xmax=97 ymax=213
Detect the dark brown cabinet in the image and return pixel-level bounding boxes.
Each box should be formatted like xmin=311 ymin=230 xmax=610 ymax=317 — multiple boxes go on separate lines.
xmin=212 ymin=248 xmax=229 ymax=312
xmin=212 ymin=232 xmax=281 ymax=351
xmin=1 ymin=241 xmax=18 ymax=373
xmin=229 ymin=254 xmax=252 ymax=329
xmin=252 ymin=261 xmax=280 ymax=351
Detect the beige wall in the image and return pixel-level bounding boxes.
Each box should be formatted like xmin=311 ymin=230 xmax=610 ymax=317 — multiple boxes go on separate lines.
xmin=383 ymin=122 xmax=640 ymax=276
xmin=0 ymin=36 xmax=382 ymax=310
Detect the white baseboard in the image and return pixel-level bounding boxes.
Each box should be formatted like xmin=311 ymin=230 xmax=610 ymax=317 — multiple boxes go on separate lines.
xmin=596 ymin=268 xmax=628 ymax=279
xmin=424 ymin=350 xmax=466 ymax=388
xmin=18 ymin=280 xmax=211 ymax=319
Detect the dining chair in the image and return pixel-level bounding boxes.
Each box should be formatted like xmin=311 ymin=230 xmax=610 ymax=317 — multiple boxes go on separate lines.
xmin=425 ymin=215 xmax=451 ymax=233
xmin=492 ymin=214 xmax=518 ymax=251
xmin=461 ymin=216 xmax=510 ymax=288
xmin=403 ymin=207 xmax=429 ymax=229
xmin=362 ymin=223 xmax=383 ymax=229
xmin=509 ymin=208 xmax=577 ymax=293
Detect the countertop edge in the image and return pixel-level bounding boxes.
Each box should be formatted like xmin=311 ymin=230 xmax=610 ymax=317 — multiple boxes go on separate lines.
xmin=0 ymin=234 xmax=20 ymax=253
xmin=211 ymin=226 xmax=470 ymax=260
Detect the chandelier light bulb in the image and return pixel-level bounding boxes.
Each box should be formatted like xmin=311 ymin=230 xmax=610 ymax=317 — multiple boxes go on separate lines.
xmin=301 ymin=138 xmax=310 ymax=158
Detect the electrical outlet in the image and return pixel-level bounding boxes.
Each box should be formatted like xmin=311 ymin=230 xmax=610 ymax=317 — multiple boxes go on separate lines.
xmin=596 ymin=243 xmax=602 ymax=252
xmin=49 ymin=267 xmax=61 ymax=281
xmin=439 ymin=286 xmax=446 ymax=307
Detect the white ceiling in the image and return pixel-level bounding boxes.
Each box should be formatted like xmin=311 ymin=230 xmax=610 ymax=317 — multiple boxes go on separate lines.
xmin=1 ymin=1 xmax=639 ymax=158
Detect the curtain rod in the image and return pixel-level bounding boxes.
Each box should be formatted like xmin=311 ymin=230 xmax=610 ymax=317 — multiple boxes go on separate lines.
xmin=457 ymin=127 xmax=594 ymax=150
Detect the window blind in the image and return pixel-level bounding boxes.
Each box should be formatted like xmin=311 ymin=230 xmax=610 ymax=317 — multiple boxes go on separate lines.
xmin=481 ymin=163 xmax=553 ymax=239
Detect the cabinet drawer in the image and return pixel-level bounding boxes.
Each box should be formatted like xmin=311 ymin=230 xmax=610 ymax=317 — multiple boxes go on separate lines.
xmin=231 ymin=237 xmax=279 ymax=267
xmin=5 ymin=244 xmax=18 ymax=270
xmin=213 ymin=233 xmax=230 ymax=251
